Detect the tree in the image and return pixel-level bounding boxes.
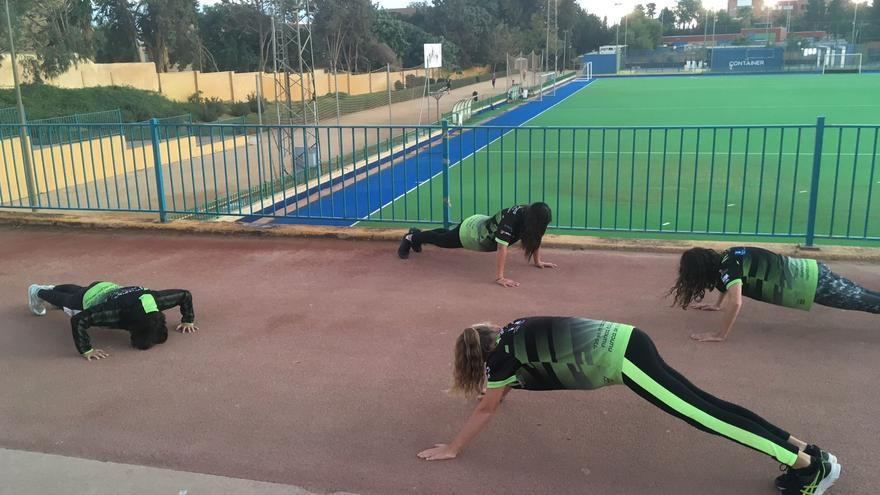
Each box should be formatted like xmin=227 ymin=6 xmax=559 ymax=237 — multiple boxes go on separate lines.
xmin=624 ymin=9 xmax=663 ymax=49
xmin=803 ymin=0 xmax=827 ymax=30
xmin=198 ymin=3 xmax=268 ymax=72
xmin=421 ymin=0 xmax=495 ymax=67
xmin=825 ymin=0 xmax=848 ymax=37
xmin=137 ymin=0 xmax=200 ymax=72
xmin=313 ymin=0 xmax=379 ymax=72
xmin=646 ymin=3 xmax=657 ymax=18
xmin=94 ymin=0 xmax=140 ymax=63
xmin=713 ymin=10 xmax=742 ymax=35
xmin=674 ymin=0 xmax=703 ymax=28
xmin=866 ymin=0 xmax=880 ymax=40
xmin=570 ymin=12 xmax=613 ymax=55
xmin=1 ymin=0 xmax=95 ymax=81
xmin=659 ymin=7 xmax=676 ymax=33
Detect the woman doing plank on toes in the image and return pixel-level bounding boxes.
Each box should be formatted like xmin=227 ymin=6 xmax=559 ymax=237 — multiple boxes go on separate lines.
xmin=398 ymin=203 xmax=556 ymax=287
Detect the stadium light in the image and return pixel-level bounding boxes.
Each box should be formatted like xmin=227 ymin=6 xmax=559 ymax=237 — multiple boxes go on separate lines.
xmin=852 ymin=2 xmax=860 ymax=44
xmin=614 ymin=2 xmax=622 ymax=51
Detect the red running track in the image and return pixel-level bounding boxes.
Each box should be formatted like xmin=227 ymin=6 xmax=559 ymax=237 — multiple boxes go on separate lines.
xmin=0 ymin=227 xmax=878 ymax=494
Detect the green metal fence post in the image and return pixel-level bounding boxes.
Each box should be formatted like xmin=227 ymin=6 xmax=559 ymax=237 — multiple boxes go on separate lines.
xmin=149 ymin=118 xmax=168 ymax=223
xmin=804 ymin=116 xmax=825 ymax=247
xmin=441 ymin=119 xmax=451 ymax=229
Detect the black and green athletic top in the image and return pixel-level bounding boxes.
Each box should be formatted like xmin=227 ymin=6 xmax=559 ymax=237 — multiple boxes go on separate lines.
xmin=458 ymin=205 xmax=528 ymax=252
xmin=71 ymin=284 xmax=195 ymax=355
xmin=716 ymin=247 xmax=819 ymax=311
xmin=486 ymin=317 xmax=634 ymax=391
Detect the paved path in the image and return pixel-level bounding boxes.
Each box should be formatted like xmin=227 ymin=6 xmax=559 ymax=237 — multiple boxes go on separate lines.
xmin=1 ymin=227 xmax=878 ymax=494
xmin=0 ymin=448 xmax=356 ymax=495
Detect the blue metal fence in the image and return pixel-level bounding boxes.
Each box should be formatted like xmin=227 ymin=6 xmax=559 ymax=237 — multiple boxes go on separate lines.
xmin=0 ymin=117 xmax=877 ymax=246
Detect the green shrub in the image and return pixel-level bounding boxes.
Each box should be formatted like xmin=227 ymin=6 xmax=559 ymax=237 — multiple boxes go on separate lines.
xmin=246 ymin=93 xmax=267 ymax=113
xmin=229 ymin=101 xmax=251 ymax=117
xmin=0 ymin=84 xmax=194 ymax=122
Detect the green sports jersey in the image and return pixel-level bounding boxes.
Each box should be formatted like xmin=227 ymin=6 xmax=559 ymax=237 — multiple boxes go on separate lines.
xmin=458 ymin=206 xmax=528 ymax=252
xmin=458 ymin=215 xmax=495 ymax=251
xmin=82 ymin=282 xmax=121 ymax=309
xmin=486 ymin=317 xmax=634 ymax=391
xmin=717 ymin=247 xmax=819 ymax=311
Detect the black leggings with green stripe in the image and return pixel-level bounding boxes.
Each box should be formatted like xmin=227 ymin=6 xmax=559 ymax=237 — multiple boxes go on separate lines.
xmin=622 ymin=329 xmax=800 ymax=466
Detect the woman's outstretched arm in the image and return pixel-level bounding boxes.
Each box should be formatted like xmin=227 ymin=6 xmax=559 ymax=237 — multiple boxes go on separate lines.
xmin=495 ymin=245 xmax=519 ymax=287
xmin=531 ymin=247 xmax=557 ymax=269
xmin=691 ymin=283 xmax=743 ymax=342
xmin=417 ymin=386 xmax=508 ymax=460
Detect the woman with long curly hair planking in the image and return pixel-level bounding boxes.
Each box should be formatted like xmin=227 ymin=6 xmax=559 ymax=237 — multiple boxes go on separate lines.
xmin=397 ymin=202 xmax=557 ymax=287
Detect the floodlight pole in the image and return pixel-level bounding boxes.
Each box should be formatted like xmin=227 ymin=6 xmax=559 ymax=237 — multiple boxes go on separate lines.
xmin=712 ymin=15 xmax=718 ymax=46
xmin=545 ymin=0 xmax=551 ymax=71
xmin=4 ymin=0 xmax=36 ymax=210
xmin=852 ymin=3 xmax=859 ymax=44
xmin=703 ymin=10 xmax=709 ymax=45
xmin=614 ymin=2 xmax=622 ymax=52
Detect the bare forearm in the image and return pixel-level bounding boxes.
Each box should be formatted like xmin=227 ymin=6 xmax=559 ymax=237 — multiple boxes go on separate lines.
xmin=495 ymin=246 xmax=508 ymax=280
xmin=719 ymin=301 xmax=742 ymax=338
xmin=449 ymin=409 xmax=496 ymax=454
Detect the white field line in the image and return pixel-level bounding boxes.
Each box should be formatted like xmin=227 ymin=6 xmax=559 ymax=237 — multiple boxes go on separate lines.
xmin=481 ymin=150 xmax=873 ymax=157
xmin=353 ymin=78 xmax=599 ymax=225
xmin=216 ymin=128 xmax=444 ymax=222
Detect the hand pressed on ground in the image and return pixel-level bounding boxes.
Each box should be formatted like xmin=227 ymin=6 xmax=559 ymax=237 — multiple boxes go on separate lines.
xmin=82 ymin=349 xmax=109 ymax=361
xmin=176 ymin=322 xmax=198 ymax=333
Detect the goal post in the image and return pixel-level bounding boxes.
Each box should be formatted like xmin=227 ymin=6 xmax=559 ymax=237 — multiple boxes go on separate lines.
xmin=823 ymin=53 xmax=862 ymax=74
xmin=583 ymin=61 xmax=593 ymax=80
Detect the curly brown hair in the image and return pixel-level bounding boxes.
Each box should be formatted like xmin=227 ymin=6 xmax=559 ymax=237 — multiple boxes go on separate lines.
xmin=668 ymin=247 xmax=723 ymax=309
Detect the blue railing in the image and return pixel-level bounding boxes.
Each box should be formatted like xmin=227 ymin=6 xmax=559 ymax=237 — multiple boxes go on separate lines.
xmin=0 ymin=117 xmax=877 ymax=246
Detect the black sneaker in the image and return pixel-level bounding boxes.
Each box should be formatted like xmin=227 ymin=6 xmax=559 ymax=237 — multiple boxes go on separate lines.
xmin=776 ymin=456 xmax=840 ymax=495
xmin=409 ymin=229 xmax=422 ymax=253
xmin=397 ymin=233 xmax=412 ymax=259
xmin=775 ymin=446 xmax=838 ymax=491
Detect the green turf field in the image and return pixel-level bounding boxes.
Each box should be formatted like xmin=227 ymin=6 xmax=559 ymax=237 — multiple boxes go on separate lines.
xmin=362 ymin=74 xmax=880 ymax=244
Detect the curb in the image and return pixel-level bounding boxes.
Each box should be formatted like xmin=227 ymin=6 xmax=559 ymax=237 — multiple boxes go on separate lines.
xmin=1 ymin=212 xmax=879 ymax=262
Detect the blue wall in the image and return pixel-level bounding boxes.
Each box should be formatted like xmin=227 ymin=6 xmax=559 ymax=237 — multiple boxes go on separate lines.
xmin=582 ymin=54 xmax=618 ymax=75
xmin=710 ymin=47 xmax=784 ymax=73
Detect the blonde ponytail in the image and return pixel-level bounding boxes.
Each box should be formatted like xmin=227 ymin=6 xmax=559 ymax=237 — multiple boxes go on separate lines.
xmin=451 ymin=324 xmax=498 ymax=398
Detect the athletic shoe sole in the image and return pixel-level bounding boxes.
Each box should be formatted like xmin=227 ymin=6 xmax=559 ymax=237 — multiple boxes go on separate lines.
xmin=397 ymin=237 xmax=411 ymax=259
xmin=28 ymin=284 xmax=46 ymax=316
xmin=812 ymin=462 xmax=841 ymax=495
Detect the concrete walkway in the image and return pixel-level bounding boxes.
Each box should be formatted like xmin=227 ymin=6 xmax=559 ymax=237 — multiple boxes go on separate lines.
xmin=0 ymin=448 xmax=356 ymax=495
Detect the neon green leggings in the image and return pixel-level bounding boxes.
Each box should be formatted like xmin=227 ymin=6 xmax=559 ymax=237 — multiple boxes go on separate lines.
xmin=622 ymin=329 xmax=799 ymax=466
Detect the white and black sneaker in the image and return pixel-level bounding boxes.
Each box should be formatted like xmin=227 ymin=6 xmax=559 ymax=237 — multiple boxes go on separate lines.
xmin=776 ymin=445 xmax=838 ymax=491
xmin=28 ymin=284 xmax=53 ymax=316
xmin=409 ymin=229 xmax=422 ymax=253
xmin=397 ymin=233 xmax=413 ymax=259
xmin=776 ymin=455 xmax=841 ymax=495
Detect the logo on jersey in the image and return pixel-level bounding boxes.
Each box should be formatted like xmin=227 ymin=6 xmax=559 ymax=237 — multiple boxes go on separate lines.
xmin=501 ymin=319 xmax=526 ymax=336
xmin=733 ymin=247 xmax=746 ymax=256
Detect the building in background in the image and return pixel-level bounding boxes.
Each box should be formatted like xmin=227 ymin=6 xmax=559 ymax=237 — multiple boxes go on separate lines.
xmin=728 ymin=0 xmax=765 ymax=16
xmin=776 ymin=0 xmax=809 ymax=17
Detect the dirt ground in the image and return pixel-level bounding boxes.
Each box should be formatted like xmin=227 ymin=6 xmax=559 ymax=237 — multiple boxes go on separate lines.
xmin=1 ymin=227 xmax=877 ymax=494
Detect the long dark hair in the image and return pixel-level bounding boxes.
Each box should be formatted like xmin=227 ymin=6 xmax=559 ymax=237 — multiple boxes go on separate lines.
xmin=451 ymin=324 xmax=499 ymax=398
xmin=668 ymin=247 xmax=723 ymax=309
xmin=129 ymin=312 xmax=168 ymax=350
xmin=522 ymin=202 xmax=552 ymax=261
